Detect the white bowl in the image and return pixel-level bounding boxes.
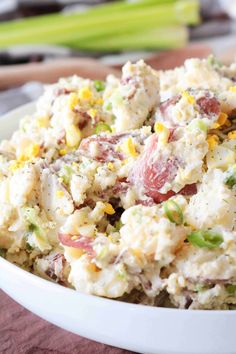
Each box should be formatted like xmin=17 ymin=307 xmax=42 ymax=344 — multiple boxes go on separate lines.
xmin=0 ymin=104 xmax=236 ymax=354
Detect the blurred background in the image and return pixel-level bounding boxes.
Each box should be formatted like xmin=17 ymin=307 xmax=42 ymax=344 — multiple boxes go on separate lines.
xmin=0 ymin=0 xmax=236 ymax=114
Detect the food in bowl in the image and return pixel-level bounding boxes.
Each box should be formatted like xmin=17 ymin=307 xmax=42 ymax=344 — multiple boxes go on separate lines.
xmin=1 ymin=57 xmax=236 ymax=310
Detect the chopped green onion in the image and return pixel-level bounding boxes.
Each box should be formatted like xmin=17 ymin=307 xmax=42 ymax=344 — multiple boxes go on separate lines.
xmin=117 ymin=264 xmax=127 ymax=280
xmin=187 ymin=230 xmax=223 ymax=249
xmin=104 ymin=102 xmax=112 ymax=111
xmin=225 ymin=175 xmax=236 ymax=188
xmin=226 ymin=284 xmax=236 ymax=295
xmin=23 ymin=207 xmax=46 ymax=240
xmin=146 ymin=111 xmax=152 ymax=121
xmin=163 ymin=200 xmax=183 ymax=225
xmin=195 ymin=284 xmax=209 ymax=292
xmin=188 ymin=119 xmax=207 ymax=133
xmin=97 ymin=245 xmax=109 ymax=260
xmin=0 ymin=248 xmax=6 ymax=258
xmin=61 ymin=165 xmax=74 ymax=185
xmin=207 ymin=54 xmax=222 ymax=68
xmin=225 ymin=166 xmax=236 ymax=188
xmin=95 ymin=122 xmax=112 ymax=134
xmin=94 ymin=80 xmax=105 ymax=92
xmin=114 ymin=220 xmax=122 ymax=231
xmin=26 ymin=242 xmax=34 ymax=251
xmin=21 ymin=264 xmax=29 ymax=271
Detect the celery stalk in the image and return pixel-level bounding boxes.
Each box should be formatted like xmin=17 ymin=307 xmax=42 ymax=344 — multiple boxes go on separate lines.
xmin=0 ymin=0 xmax=199 ymax=50
xmin=0 ymin=0 xmax=177 ymax=33
xmin=67 ymin=26 xmax=188 ymax=51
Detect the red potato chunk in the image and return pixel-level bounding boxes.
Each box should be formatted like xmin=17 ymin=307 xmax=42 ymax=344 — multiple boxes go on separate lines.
xmin=129 ymin=134 xmax=196 ymax=203
xmin=58 ymin=233 xmax=94 ymax=256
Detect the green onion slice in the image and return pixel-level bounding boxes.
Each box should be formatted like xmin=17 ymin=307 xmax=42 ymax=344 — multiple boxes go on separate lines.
xmin=225 ymin=166 xmax=236 ymax=189
xmin=187 ymin=230 xmax=223 ymax=249
xmin=114 ymin=220 xmax=122 ymax=231
xmin=0 ymin=248 xmax=6 ymax=258
xmin=163 ymin=200 xmax=183 ymax=225
xmin=61 ymin=165 xmax=74 ymax=185
xmin=95 ymin=122 xmax=112 ymax=134
xmin=188 ymin=119 xmax=207 ymax=133
xmin=195 ymin=284 xmax=209 ymax=293
xmin=94 ymin=80 xmax=105 ymax=92
xmin=105 ymin=102 xmax=112 ymax=111
xmin=25 ymin=242 xmax=34 ymax=251
xmin=226 ymin=284 xmax=236 ymax=295
xmin=207 ymin=54 xmax=222 ymax=68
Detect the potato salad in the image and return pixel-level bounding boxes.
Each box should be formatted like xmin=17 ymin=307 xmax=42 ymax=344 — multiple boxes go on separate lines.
xmin=1 ymin=57 xmax=236 ymax=310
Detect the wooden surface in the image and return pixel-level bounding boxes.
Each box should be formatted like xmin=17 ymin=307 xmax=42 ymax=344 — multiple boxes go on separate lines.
xmin=0 ymin=290 xmax=135 ymax=354
xmin=1 ymin=43 xmax=235 ymax=90
xmin=0 ymin=58 xmax=120 ymax=90
xmin=0 ymin=43 xmax=213 ymax=90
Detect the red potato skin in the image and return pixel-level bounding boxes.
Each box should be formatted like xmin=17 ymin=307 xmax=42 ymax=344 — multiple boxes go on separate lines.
xmin=157 ymin=92 xmax=220 ymax=128
xmin=196 ymin=95 xmax=220 ymax=116
xmin=58 ymin=233 xmax=94 ymax=256
xmin=129 ymin=134 xmax=197 ymax=203
xmin=78 ymin=131 xmax=149 ymax=163
xmin=78 ymin=135 xmax=124 ymax=162
xmin=129 ymin=134 xmax=177 ymax=203
xmin=158 ymin=95 xmax=181 ymax=126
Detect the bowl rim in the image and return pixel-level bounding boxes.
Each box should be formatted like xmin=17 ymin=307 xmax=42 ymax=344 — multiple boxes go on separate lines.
xmin=1 ymin=102 xmax=236 ymax=316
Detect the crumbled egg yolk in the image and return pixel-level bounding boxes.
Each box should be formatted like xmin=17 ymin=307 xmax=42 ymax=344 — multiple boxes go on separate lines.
xmin=108 ymin=235 xmax=114 ymax=242
xmin=56 ymin=190 xmax=64 ymax=198
xmin=79 ymin=87 xmax=92 ymax=101
xmin=154 ymin=122 xmax=170 ymax=145
xmin=120 ymin=137 xmax=137 ymax=157
xmin=59 ymin=149 xmax=67 ymax=156
xmin=95 ymin=98 xmax=104 ymax=105
xmin=9 ymin=160 xmax=25 ymax=172
xmin=88 ymin=108 xmax=97 ymax=119
xmin=71 ymin=235 xmax=78 ymax=241
xmin=107 ymin=162 xmax=115 ymax=171
xmin=36 ymin=115 xmax=49 ymax=128
xmin=228 ymin=130 xmax=236 ymax=140
xmin=207 ymin=134 xmax=219 ymax=150
xmin=154 ymin=122 xmax=164 ymax=133
xmin=218 ymin=112 xmax=228 ymax=126
xmin=131 ymin=248 xmax=142 ymax=259
xmin=225 ymin=119 xmax=231 ymax=127
xmin=72 ymin=162 xmax=78 ymax=168
xmin=68 ymin=92 xmax=79 ymax=110
xmin=29 ymin=144 xmax=40 ymax=158
xmin=212 ymin=112 xmax=228 ymax=129
xmin=88 ymin=263 xmax=101 ymax=273
xmin=103 ymin=202 xmax=115 ymax=215
xmin=212 ymin=122 xmax=220 ymax=129
xmin=66 ymin=125 xmax=82 ymax=147
xmin=229 ymin=86 xmax=236 ymax=93
xmin=122 ymin=159 xmax=129 ymax=166
xmin=182 ymin=91 xmax=195 ymax=104
xmin=18 ymin=143 xmax=40 ymax=162
xmin=178 ymin=167 xmax=192 ymax=181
